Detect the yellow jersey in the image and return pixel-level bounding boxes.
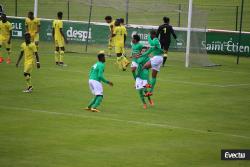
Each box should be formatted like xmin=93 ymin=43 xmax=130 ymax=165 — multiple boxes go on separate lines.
xmin=121 ymin=25 xmax=127 ymax=36
xmin=0 ymin=21 xmax=12 ymax=40
xmin=52 ymin=19 xmax=63 ymax=39
xmin=25 ymin=17 xmax=40 ymax=35
xmin=113 ymin=26 xmax=126 ymax=45
xmin=21 ymin=42 xmax=37 ymax=64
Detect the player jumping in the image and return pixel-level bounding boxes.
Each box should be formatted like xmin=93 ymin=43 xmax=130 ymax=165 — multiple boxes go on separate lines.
xmin=52 ymin=11 xmax=67 ymax=66
xmin=141 ymin=30 xmax=164 ymax=97
xmin=0 ymin=14 xmax=12 ymax=64
xmin=16 ymin=33 xmax=40 ymax=93
xmin=157 ymin=17 xmax=177 ymax=67
xmin=85 ymin=53 xmax=113 ymax=112
xmin=25 ymin=11 xmax=40 ymax=50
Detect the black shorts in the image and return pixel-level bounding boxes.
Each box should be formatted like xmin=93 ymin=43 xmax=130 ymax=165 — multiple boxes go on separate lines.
xmin=160 ymin=40 xmax=171 ymax=51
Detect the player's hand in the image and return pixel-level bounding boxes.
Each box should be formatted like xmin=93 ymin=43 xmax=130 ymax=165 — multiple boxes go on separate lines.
xmin=8 ymin=40 xmax=11 ymax=44
xmin=37 ymin=62 xmax=40 ymax=69
xmin=108 ymin=81 xmax=113 ymax=86
xmin=16 ymin=63 xmax=19 ymax=68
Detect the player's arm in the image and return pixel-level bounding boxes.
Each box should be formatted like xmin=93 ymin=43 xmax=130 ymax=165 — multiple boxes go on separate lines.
xmin=60 ymin=28 xmax=67 ymax=43
xmin=25 ymin=21 xmax=28 ymax=32
xmin=8 ymin=30 xmax=12 ymax=44
xmin=156 ymin=25 xmax=162 ymax=38
xmin=170 ymin=26 xmax=177 ymax=39
xmin=110 ymin=25 xmax=114 ymax=39
xmin=52 ymin=28 xmax=55 ymax=40
xmin=35 ymin=52 xmax=40 ymax=68
xmin=36 ymin=20 xmax=40 ymax=34
xmin=16 ymin=51 xmax=24 ymax=67
xmin=98 ymin=66 xmax=113 ymax=86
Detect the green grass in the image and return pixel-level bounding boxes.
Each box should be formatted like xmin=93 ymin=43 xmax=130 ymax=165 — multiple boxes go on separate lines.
xmin=1 ymin=0 xmax=250 ymax=31
xmin=0 ymin=40 xmax=250 ymax=167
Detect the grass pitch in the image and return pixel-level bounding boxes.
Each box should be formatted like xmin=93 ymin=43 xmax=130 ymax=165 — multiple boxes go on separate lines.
xmin=0 ymin=40 xmax=250 ymax=167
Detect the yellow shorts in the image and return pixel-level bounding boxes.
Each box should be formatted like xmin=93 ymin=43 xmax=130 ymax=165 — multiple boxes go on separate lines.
xmin=115 ymin=44 xmax=124 ymax=54
xmin=0 ymin=37 xmax=11 ymax=50
xmin=108 ymin=37 xmax=114 ymax=48
xmin=31 ymin=33 xmax=39 ymax=43
xmin=55 ymin=38 xmax=65 ymax=48
xmin=24 ymin=63 xmax=34 ymax=73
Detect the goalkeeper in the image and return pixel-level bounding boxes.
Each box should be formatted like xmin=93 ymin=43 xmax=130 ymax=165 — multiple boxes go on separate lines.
xmin=156 ymin=17 xmax=177 ymax=67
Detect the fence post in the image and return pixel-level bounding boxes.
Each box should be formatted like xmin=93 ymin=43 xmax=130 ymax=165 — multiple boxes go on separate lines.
xmin=178 ymin=4 xmax=181 ymax=27
xmin=15 ymin=0 xmax=17 ymax=16
xmin=125 ymin=0 xmax=129 ymax=24
xmin=67 ymin=0 xmax=70 ymax=20
xmin=85 ymin=0 xmax=93 ymax=52
xmin=235 ymin=5 xmax=239 ymax=31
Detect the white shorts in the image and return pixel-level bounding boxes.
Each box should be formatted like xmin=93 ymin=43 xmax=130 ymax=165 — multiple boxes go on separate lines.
xmin=135 ymin=77 xmax=148 ymax=90
xmin=89 ymin=79 xmax=103 ymax=95
xmin=150 ymin=56 xmax=163 ymax=71
xmin=131 ymin=61 xmax=138 ymax=68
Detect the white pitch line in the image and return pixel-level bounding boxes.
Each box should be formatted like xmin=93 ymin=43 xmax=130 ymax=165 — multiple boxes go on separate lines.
xmin=1 ymin=106 xmax=250 ymax=140
xmin=48 ymin=67 xmax=250 ymax=88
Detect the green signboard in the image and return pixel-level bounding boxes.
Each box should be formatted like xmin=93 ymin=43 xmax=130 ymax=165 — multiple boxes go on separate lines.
xmin=9 ymin=17 xmax=250 ymax=56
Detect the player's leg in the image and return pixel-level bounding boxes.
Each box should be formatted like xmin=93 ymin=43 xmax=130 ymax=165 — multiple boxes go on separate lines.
xmin=34 ymin=34 xmax=39 ymax=50
xmin=162 ymin=42 xmax=170 ymax=67
xmin=59 ymin=47 xmax=65 ymax=66
xmin=87 ymin=80 xmax=103 ymax=112
xmin=23 ymin=64 xmax=33 ymax=92
xmin=6 ymin=47 xmax=11 ymax=64
xmin=138 ymin=89 xmax=147 ymax=109
xmin=54 ymin=39 xmax=60 ymax=65
xmin=144 ymin=56 xmax=163 ymax=96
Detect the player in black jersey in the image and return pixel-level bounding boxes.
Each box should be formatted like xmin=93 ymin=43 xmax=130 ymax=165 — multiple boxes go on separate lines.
xmin=156 ymin=17 xmax=177 ymax=67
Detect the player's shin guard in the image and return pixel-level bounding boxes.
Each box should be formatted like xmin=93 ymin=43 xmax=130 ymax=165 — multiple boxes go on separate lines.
xmin=163 ymin=52 xmax=168 ymax=66
xmin=92 ymin=95 xmax=103 ymax=108
xmin=138 ymin=89 xmax=146 ymax=104
xmin=149 ymin=77 xmax=157 ymax=93
xmin=24 ymin=74 xmax=32 ymax=88
xmin=116 ymin=57 xmax=123 ymax=70
xmin=55 ymin=51 xmax=60 ymax=64
xmin=88 ymin=96 xmax=97 ymax=108
xmin=59 ymin=51 xmax=64 ymax=64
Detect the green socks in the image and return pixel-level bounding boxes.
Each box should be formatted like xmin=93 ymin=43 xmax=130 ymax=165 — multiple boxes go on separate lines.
xmin=150 ymin=77 xmax=157 ymax=93
xmin=132 ymin=71 xmax=136 ymax=80
xmin=91 ymin=95 xmax=103 ymax=108
xmin=138 ymin=89 xmax=146 ymax=104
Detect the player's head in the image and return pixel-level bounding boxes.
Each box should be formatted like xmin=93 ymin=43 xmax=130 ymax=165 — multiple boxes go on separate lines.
xmin=119 ymin=18 xmax=124 ymax=24
xmin=28 ymin=11 xmax=34 ymax=19
xmin=98 ymin=53 xmax=105 ymax=63
xmin=1 ymin=13 xmax=7 ymax=22
xmin=114 ymin=19 xmax=120 ymax=26
xmin=132 ymin=34 xmax=140 ymax=44
xmin=105 ymin=16 xmax=112 ymax=23
xmin=163 ymin=17 xmax=169 ymax=24
xmin=57 ymin=11 xmax=63 ymax=19
xmin=24 ymin=33 xmax=31 ymax=43
xmin=150 ymin=30 xmax=157 ymax=39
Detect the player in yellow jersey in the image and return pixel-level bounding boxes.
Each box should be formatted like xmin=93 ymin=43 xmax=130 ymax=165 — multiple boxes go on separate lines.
xmin=16 ymin=33 xmax=40 ymax=93
xmin=52 ymin=12 xmax=67 ymax=66
xmin=0 ymin=14 xmax=12 ymax=64
xmin=112 ymin=19 xmax=129 ymax=71
xmin=25 ymin=11 xmax=40 ymax=50
xmin=119 ymin=18 xmax=127 ymax=56
xmin=105 ymin=16 xmax=115 ymax=57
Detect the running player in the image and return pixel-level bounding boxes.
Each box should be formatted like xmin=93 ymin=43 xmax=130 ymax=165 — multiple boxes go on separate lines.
xmin=156 ymin=17 xmax=177 ymax=67
xmin=105 ymin=16 xmax=115 ymax=56
xmin=141 ymin=30 xmax=164 ymax=97
xmin=85 ymin=53 xmax=113 ymax=112
xmin=16 ymin=33 xmax=40 ymax=93
xmin=52 ymin=11 xmax=67 ymax=66
xmin=113 ymin=19 xmax=129 ymax=71
xmin=0 ymin=14 xmax=12 ymax=64
xmin=25 ymin=11 xmax=40 ymax=50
